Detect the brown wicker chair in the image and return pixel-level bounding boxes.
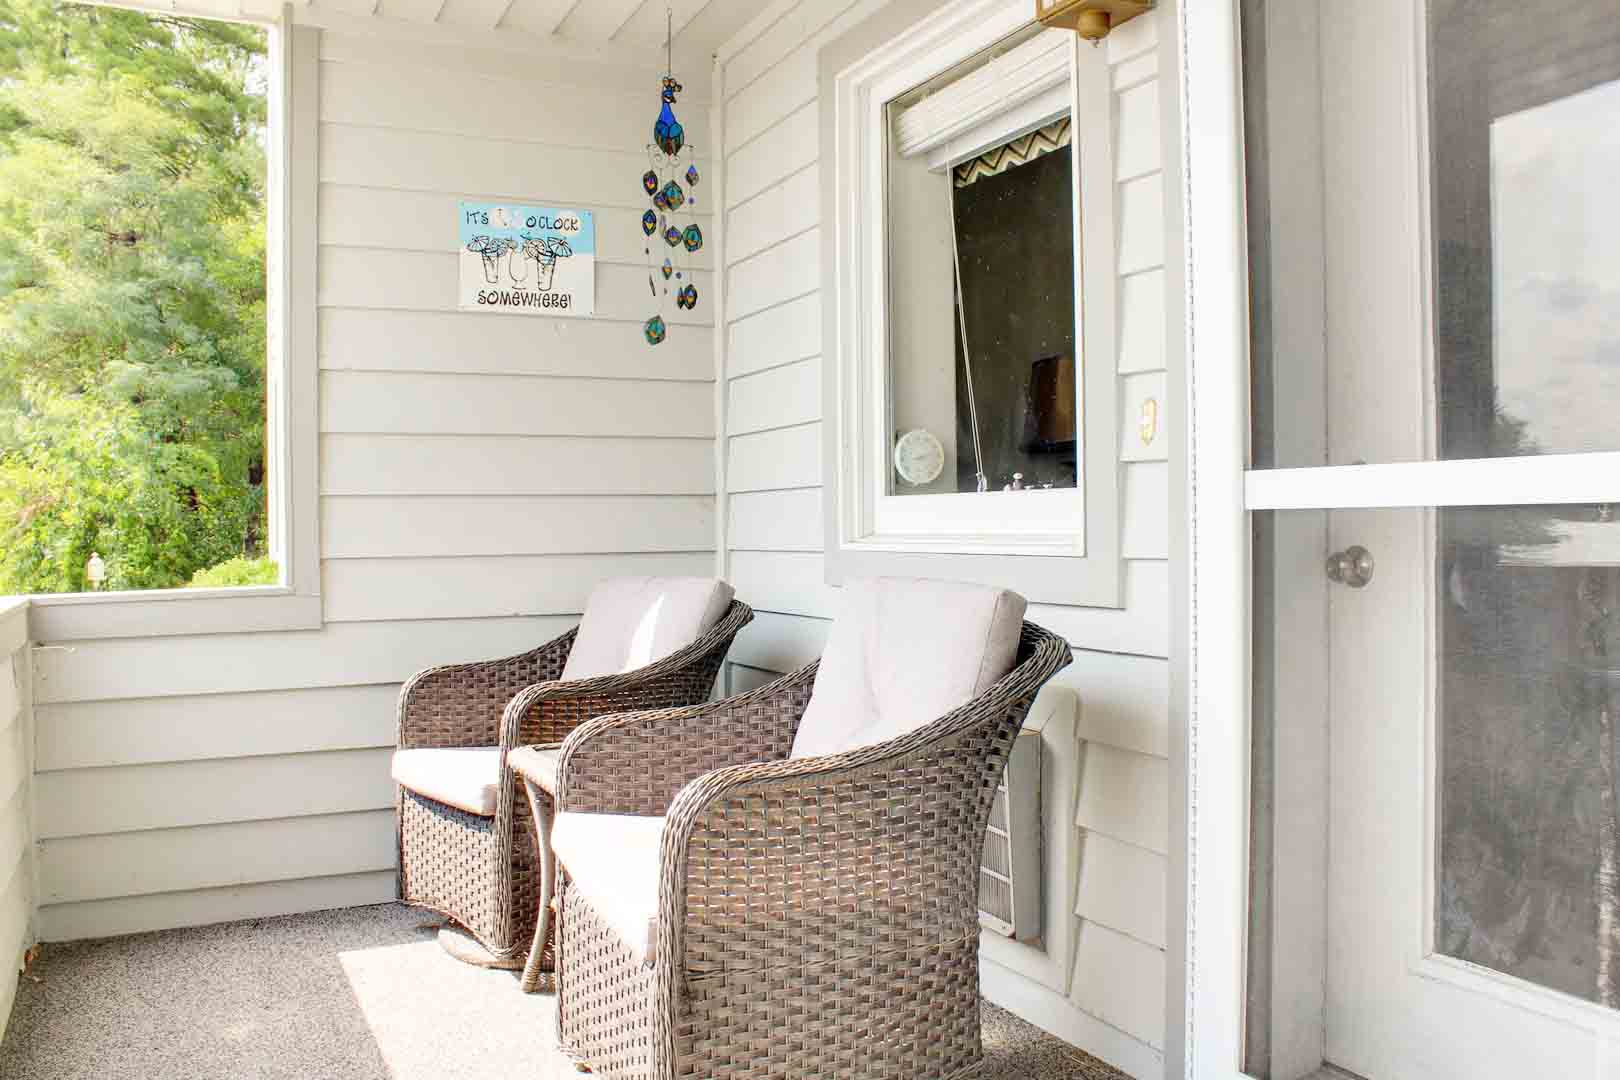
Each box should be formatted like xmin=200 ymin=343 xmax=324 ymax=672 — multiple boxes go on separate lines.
xmin=548 ymin=619 xmax=1072 ymax=1079
xmin=394 ymin=598 xmax=753 ymax=965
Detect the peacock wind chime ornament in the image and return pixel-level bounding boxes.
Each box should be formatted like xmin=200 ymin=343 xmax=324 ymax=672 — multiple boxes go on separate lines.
xmin=640 ymin=8 xmax=702 ymax=346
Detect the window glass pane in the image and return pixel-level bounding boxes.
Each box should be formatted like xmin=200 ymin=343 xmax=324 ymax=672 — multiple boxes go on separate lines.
xmin=1245 ymin=0 xmax=1620 ymax=469
xmin=0 ymin=7 xmax=275 ymax=592
xmin=1438 ymin=504 xmax=1620 ymax=1003
xmin=884 ymin=48 xmax=1078 ymax=496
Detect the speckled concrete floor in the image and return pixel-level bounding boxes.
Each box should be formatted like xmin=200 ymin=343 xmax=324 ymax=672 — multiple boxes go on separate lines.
xmin=0 ymin=903 xmax=1131 ymax=1079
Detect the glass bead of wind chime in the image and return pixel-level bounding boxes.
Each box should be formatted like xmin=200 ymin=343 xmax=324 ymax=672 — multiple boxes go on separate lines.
xmin=641 ymin=8 xmax=702 ymax=346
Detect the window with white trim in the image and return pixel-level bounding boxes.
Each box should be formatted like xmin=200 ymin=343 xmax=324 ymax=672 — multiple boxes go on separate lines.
xmin=821 ymin=0 xmax=1123 ymax=605
xmin=0 ymin=8 xmax=321 ymax=640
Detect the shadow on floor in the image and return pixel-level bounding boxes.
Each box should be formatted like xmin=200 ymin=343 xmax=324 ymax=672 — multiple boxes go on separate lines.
xmin=0 ymin=903 xmax=1130 ymax=1079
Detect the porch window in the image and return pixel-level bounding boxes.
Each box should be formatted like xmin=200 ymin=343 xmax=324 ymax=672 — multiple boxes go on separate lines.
xmin=820 ymin=0 xmax=1125 ymax=606
xmin=0 ymin=6 xmax=320 ymax=639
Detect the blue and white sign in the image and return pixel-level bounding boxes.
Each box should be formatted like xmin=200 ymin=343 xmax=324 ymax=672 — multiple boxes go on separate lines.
xmin=458 ymin=202 xmax=595 ymax=316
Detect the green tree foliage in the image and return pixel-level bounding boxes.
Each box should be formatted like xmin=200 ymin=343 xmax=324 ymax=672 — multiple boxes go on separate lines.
xmin=0 ymin=0 xmax=269 ymax=593
xmin=187 ymin=554 xmax=276 ymax=588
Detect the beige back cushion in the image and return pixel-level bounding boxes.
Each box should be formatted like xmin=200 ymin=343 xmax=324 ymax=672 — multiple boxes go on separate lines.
xmin=789 ymin=577 xmax=1027 ymax=759
xmin=560 ymin=577 xmax=735 ymax=681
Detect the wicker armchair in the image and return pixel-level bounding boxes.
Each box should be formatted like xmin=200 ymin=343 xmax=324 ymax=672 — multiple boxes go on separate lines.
xmin=549 ymin=618 xmax=1072 ymax=1079
xmin=394 ymin=597 xmax=753 ymax=965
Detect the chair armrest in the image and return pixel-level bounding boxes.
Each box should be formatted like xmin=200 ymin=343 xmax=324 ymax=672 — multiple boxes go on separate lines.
xmin=498 ymin=601 xmax=759 ymax=760
xmin=396 ymin=630 xmax=575 ymax=750
xmin=553 ymin=662 xmax=817 ymax=816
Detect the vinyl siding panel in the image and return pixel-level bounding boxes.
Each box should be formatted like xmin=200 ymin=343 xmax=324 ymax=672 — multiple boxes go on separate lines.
xmin=35 ymin=685 xmax=398 ymax=772
xmin=726 ymin=423 xmax=821 ymax=493
xmin=321 ymin=495 xmax=715 ymax=559
xmin=715 ymin=7 xmax=1171 ymax=1067
xmin=321 ymin=435 xmax=715 ymax=497
xmin=32 ymin=28 xmax=716 ymax=942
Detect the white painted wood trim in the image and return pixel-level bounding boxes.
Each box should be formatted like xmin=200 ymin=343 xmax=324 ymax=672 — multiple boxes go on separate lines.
xmin=1177 ymin=0 xmax=1252 ymax=1075
xmin=0 ymin=599 xmax=33 ymax=1046
xmin=713 ymin=58 xmax=731 ymax=585
xmin=1246 ymin=454 xmax=1620 ymax=510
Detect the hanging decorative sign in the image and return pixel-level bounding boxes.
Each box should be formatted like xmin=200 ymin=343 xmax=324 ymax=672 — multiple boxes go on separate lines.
xmin=458 ymin=202 xmax=595 ymax=316
xmin=638 ymin=7 xmax=702 ymax=346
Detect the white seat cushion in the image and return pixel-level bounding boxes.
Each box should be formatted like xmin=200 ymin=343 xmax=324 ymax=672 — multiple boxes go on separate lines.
xmin=550 ymin=812 xmax=666 ymax=965
xmin=560 ymin=577 xmax=735 ymax=681
xmin=507 ymin=744 xmax=560 ymax=795
xmin=789 ymin=577 xmax=1027 ymax=759
xmin=391 ymin=747 xmax=502 ymax=817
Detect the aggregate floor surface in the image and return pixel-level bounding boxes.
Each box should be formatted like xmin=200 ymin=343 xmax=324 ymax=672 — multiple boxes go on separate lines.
xmin=0 ymin=903 xmax=1132 ymax=1080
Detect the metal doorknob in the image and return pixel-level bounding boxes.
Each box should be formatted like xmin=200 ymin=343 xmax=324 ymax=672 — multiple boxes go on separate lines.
xmin=1326 ymin=545 xmax=1374 ymax=588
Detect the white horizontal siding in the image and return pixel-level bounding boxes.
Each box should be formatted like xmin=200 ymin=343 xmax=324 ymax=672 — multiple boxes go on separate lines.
xmin=322 ymin=495 xmax=715 ymax=558
xmin=38 ymin=871 xmax=397 ymax=944
xmin=726 ymin=164 xmax=818 ymax=263
xmin=726 ymin=359 xmax=821 ymax=435
xmin=1076 ymin=744 xmax=1170 ymax=857
xmin=315 ymin=32 xmax=715 ymax=108
xmin=1070 ymin=920 xmax=1168 ymax=1050
xmin=1075 ymin=832 xmax=1168 ymax=950
xmin=36 ymin=749 xmax=395 ymax=840
xmin=728 ymin=294 xmax=820 ymax=378
xmin=321 ymin=435 xmax=715 ymax=497
xmin=322 ymin=551 xmax=714 ymax=622
xmin=321 ymin=124 xmax=712 ymax=213
xmin=728 ymin=489 xmax=823 ymax=551
xmin=726 ymin=423 xmax=820 ymax=493
xmin=39 ymin=810 xmax=396 ymax=905
xmin=319 ymin=306 xmax=714 ymax=380
xmin=726 ymin=100 xmax=818 ymax=208
xmin=724 ymin=228 xmax=819 ymax=321
xmin=317 ymin=54 xmax=714 ymax=154
xmin=715 ymin=6 xmax=1172 ymax=1065
xmin=35 ymin=684 xmax=398 ymax=772
xmin=32 ymin=29 xmax=721 ymax=944
xmin=35 ymin=617 xmax=577 ymax=706
xmin=320 ymin=371 xmax=714 ymax=438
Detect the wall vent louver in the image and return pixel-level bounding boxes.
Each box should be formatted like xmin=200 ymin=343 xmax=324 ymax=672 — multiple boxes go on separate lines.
xmin=979 ymin=727 xmax=1043 ymax=941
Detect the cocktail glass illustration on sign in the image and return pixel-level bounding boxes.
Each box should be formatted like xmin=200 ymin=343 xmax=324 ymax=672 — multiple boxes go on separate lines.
xmin=465 ymin=235 xmax=515 ymax=283
xmin=513 ymin=235 xmax=574 ymax=291
xmin=458 ymin=202 xmax=595 ymax=316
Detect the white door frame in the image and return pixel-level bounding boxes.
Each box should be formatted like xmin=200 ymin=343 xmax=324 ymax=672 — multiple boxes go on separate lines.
xmin=1171 ymin=0 xmax=1620 ymax=1074
xmin=1167 ymin=0 xmax=1251 ymax=1075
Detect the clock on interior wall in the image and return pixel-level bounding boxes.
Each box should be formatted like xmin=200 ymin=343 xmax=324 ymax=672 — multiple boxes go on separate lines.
xmin=893 ymin=428 xmax=946 ymax=487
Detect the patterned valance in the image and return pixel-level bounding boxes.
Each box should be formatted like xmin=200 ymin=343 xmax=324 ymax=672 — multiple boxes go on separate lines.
xmin=953 ymin=116 xmax=1073 ymax=188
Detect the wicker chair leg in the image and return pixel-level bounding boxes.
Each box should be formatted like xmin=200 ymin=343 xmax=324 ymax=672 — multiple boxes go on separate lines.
xmin=519 ymin=776 xmax=556 ymax=993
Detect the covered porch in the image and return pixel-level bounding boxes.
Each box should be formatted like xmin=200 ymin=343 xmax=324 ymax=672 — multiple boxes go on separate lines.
xmin=0 ymin=0 xmax=1187 ymax=1077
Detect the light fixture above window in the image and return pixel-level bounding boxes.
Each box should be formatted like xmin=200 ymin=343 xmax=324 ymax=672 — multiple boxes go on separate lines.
xmin=1035 ymin=0 xmax=1153 ymax=42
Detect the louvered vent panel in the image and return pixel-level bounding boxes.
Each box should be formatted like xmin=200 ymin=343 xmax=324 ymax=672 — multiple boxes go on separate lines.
xmin=978 ymin=727 xmax=1043 ymax=941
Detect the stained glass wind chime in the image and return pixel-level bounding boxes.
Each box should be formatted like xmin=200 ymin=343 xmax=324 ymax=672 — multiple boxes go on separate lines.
xmin=640 ymin=7 xmax=702 ymax=346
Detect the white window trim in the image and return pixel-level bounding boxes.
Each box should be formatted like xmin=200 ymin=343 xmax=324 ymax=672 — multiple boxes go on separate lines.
xmin=26 ymin=12 xmax=321 ymax=643
xmin=820 ymin=0 xmax=1123 ymax=605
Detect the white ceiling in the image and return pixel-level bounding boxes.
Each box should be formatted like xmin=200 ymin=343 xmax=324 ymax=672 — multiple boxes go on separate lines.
xmin=298 ymin=0 xmax=765 ymax=61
